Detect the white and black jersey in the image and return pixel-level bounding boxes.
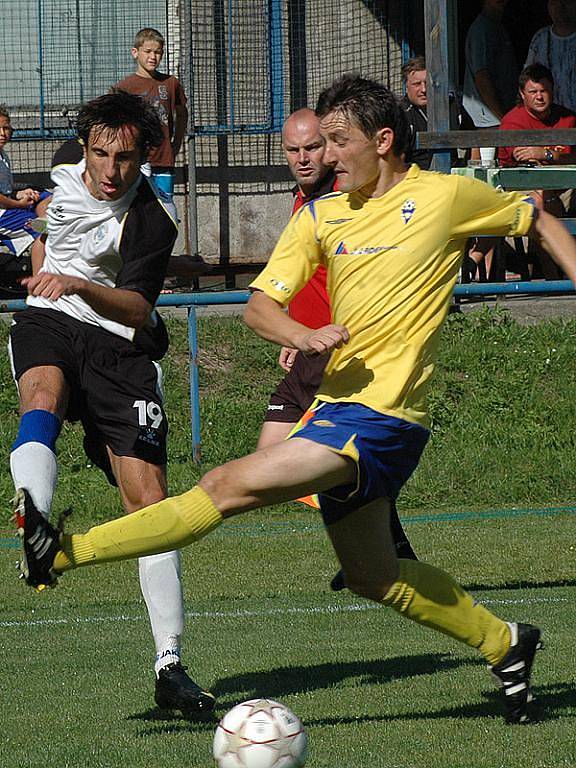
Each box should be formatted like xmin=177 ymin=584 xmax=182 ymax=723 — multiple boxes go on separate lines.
xmin=11 ymin=161 xmax=176 ymax=472
xmin=28 ymin=160 xmax=178 ymax=342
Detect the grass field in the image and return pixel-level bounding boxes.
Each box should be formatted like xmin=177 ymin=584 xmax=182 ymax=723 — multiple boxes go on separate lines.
xmin=1 ymin=309 xmax=576 ymax=768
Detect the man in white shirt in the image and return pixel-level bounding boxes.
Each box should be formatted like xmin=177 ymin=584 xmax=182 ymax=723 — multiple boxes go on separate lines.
xmin=525 ymin=0 xmax=576 ymax=112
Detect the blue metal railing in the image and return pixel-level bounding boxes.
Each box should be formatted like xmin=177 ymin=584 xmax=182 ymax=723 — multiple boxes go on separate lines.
xmin=2 ymin=281 xmax=574 ymax=461
xmin=453 ymin=280 xmax=574 ymax=296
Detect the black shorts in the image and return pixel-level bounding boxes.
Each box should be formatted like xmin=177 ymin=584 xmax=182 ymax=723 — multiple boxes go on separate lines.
xmin=264 ymin=351 xmax=330 ymax=423
xmin=9 ymin=308 xmax=168 ymax=479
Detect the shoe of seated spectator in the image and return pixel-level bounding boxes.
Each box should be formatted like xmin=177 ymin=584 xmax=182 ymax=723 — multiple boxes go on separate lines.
xmin=330 ymin=568 xmax=346 ymax=592
xmin=12 ymin=488 xmax=63 ymax=591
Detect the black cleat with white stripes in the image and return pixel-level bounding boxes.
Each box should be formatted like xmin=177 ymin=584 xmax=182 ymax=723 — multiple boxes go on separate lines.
xmin=12 ymin=488 xmax=61 ymax=591
xmin=490 ymin=622 xmax=543 ymax=724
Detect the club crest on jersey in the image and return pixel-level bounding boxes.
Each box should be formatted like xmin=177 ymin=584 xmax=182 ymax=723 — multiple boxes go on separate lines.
xmin=94 ymin=223 xmax=107 ymax=242
xmin=158 ymin=85 xmax=168 ymax=100
xmin=401 ymin=198 xmax=416 ymax=224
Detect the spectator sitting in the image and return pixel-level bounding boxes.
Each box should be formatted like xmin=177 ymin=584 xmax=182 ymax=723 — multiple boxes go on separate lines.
xmin=525 ymin=0 xmax=576 ymax=112
xmin=499 ymin=63 xmax=576 ymax=168
xmin=0 ymin=105 xmax=51 ymax=263
xmin=401 ymin=56 xmax=470 ymax=170
xmin=498 ymin=63 xmax=576 ymax=279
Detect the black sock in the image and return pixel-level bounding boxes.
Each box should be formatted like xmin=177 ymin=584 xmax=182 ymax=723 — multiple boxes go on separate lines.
xmin=390 ymin=500 xmax=417 ymax=560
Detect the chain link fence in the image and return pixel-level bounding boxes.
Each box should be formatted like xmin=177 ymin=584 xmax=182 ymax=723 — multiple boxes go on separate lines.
xmin=2 ymin=0 xmax=421 ymax=265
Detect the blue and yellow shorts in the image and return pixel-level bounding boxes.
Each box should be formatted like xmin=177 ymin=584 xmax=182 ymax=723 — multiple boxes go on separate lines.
xmin=288 ymin=400 xmax=429 ymax=525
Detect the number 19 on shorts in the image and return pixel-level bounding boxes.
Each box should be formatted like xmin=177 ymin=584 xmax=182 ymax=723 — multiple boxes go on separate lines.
xmin=133 ymin=399 xmax=164 ymax=429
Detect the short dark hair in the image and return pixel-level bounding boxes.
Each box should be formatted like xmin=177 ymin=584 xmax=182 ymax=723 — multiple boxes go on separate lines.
xmin=133 ymin=27 xmax=164 ymax=49
xmin=402 ymin=56 xmax=426 ymax=82
xmin=519 ymin=63 xmax=554 ymax=90
xmin=0 ymin=104 xmax=10 ymax=121
xmin=76 ymin=91 xmax=164 ymax=159
xmin=315 ymin=73 xmax=410 ymax=156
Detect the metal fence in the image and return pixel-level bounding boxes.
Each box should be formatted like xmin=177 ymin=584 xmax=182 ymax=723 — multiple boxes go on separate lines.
xmin=1 ymin=0 xmax=172 ymax=127
xmin=1 ymin=0 xmax=176 ymax=184
xmin=180 ymin=0 xmax=422 ymax=266
xmin=2 ymin=1 xmax=422 ymax=265
xmin=183 ymin=1 xmax=420 ymax=162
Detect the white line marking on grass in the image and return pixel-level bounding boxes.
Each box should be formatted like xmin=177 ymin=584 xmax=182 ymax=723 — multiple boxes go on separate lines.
xmin=0 ymin=595 xmax=568 ymax=630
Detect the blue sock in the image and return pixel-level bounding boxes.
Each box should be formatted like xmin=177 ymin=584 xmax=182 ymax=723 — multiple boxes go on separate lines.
xmin=11 ymin=410 xmax=61 ymax=515
xmin=12 ymin=409 xmax=61 ymax=451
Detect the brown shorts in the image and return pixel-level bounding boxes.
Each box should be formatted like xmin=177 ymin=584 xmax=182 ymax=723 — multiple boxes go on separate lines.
xmin=263 ymin=351 xmax=330 ymax=423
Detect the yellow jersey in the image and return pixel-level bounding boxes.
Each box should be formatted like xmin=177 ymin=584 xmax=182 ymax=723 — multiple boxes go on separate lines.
xmin=250 ymin=165 xmax=535 ymax=428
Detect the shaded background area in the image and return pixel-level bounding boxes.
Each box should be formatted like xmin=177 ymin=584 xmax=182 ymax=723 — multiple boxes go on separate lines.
xmin=0 ymin=1 xmax=557 ymax=270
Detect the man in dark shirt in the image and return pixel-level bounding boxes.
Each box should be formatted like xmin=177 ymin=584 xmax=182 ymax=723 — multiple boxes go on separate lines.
xmin=401 ymin=56 xmax=466 ymax=170
xmin=401 ymin=57 xmax=433 ymax=169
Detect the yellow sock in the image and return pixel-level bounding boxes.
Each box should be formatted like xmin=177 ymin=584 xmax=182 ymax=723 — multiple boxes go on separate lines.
xmin=53 ymin=486 xmax=222 ymax=571
xmin=382 ymin=559 xmax=511 ymax=666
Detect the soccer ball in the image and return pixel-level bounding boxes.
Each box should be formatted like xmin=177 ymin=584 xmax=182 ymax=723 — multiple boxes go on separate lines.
xmin=213 ymin=698 xmax=308 ymax=768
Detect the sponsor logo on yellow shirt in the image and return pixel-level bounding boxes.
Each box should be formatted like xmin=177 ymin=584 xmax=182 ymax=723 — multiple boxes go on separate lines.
xmin=335 ymin=241 xmax=397 ymax=256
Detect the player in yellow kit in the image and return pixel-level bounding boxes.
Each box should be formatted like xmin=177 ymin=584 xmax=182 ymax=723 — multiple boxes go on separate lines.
xmin=15 ymin=74 xmax=576 ymax=724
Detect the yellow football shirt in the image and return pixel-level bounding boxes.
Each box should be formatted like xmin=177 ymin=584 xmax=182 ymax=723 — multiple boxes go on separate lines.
xmin=250 ymin=165 xmax=535 ymax=427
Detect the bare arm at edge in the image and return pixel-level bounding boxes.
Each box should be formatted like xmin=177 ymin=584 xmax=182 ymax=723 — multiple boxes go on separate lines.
xmin=244 ymin=290 xmax=349 ymax=355
xmin=529 ymin=209 xmax=576 ymax=284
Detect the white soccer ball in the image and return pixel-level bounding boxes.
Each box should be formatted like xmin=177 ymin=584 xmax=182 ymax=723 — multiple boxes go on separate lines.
xmin=213 ymin=698 xmax=308 ymax=768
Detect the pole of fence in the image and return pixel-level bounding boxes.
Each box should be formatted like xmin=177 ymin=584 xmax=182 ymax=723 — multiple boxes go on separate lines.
xmin=187 ymin=305 xmax=202 ymax=463
xmin=181 ymin=0 xmax=200 ymax=260
xmin=453 ymin=280 xmax=575 ymax=296
xmin=37 ymin=0 xmax=46 ymax=135
xmin=1 ymin=284 xmax=572 ymax=315
xmin=424 ymin=0 xmax=452 ymax=173
xmin=75 ymin=0 xmax=84 ymax=103
xmin=269 ymin=0 xmax=285 ymax=131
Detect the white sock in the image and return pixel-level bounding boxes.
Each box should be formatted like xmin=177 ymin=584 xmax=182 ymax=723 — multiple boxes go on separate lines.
xmin=10 ymin=442 xmax=58 ymax=518
xmin=138 ymin=550 xmax=185 ymax=677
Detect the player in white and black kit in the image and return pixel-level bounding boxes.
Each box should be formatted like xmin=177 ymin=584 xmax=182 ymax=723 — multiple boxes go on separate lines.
xmin=8 ymin=92 xmax=214 ymax=716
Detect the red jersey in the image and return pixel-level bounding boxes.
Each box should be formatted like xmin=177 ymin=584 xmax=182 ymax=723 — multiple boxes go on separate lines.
xmin=498 ymin=104 xmax=576 ymax=167
xmin=287 ymin=175 xmax=335 ymax=328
